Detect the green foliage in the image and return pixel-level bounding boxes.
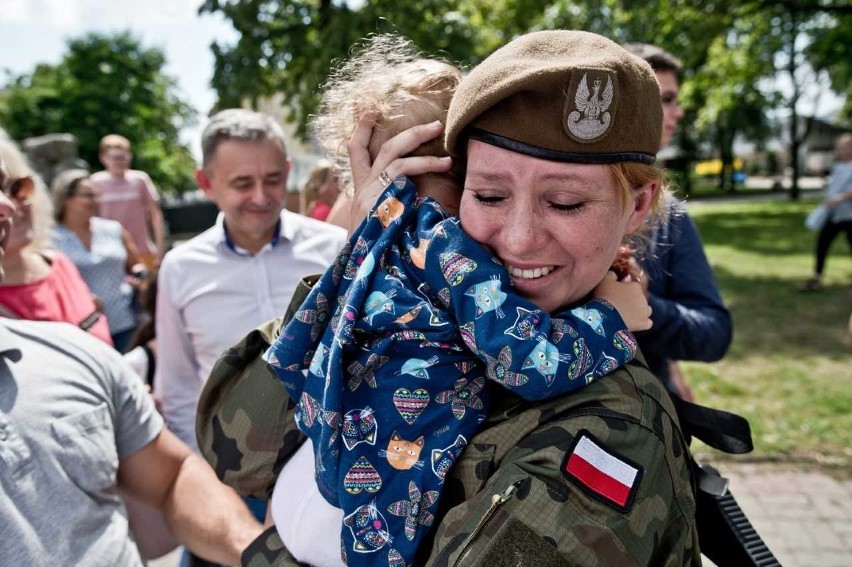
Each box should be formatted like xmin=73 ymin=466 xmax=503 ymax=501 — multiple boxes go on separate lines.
xmin=686 ymin=9 xmax=779 ymax=191
xmin=202 ymin=1 xmax=848 ymax=174
xmin=0 ymin=31 xmax=198 ymax=195
xmin=686 ymin=199 xmax=852 ymax=464
xmin=806 ymin=13 xmax=852 ymax=122
xmin=199 ymin=0 xmax=483 ymax=139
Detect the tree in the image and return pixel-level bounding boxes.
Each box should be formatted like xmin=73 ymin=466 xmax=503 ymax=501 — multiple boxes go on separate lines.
xmin=199 ymin=0 xmax=483 ymax=140
xmin=806 ymin=12 xmax=852 ymax=122
xmin=0 ymin=32 xmax=197 ymax=195
xmin=685 ymin=9 xmax=778 ymax=193
xmin=752 ymin=1 xmax=851 ymax=199
xmin=612 ymin=0 xmax=848 ymax=197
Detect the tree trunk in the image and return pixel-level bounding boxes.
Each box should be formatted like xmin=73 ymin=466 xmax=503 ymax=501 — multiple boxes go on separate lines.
xmin=787 ymin=11 xmax=801 ymax=201
xmin=716 ymin=128 xmax=726 ymax=192
xmin=717 ymin=126 xmax=736 ymax=193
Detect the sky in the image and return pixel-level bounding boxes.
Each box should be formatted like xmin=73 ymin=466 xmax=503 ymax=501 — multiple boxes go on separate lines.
xmin=0 ymin=0 xmax=238 ymax=160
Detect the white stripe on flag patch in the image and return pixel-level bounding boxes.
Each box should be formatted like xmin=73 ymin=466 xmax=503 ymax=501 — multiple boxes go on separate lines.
xmin=574 ymin=436 xmax=638 ymax=487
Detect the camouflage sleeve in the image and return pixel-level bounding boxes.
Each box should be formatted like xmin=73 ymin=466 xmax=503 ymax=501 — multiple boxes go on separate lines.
xmin=241 ymin=526 xmax=306 ymax=567
xmin=425 ymin=365 xmax=701 ymax=567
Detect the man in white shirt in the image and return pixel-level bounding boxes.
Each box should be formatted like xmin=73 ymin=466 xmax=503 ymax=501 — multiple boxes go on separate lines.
xmin=156 ymin=109 xmax=346 ymax=454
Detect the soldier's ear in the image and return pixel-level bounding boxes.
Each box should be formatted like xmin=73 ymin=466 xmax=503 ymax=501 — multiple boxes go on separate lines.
xmin=626 ymin=180 xmax=658 ymax=234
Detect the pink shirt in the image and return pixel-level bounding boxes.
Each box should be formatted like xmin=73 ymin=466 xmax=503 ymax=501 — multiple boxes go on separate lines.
xmin=90 ymin=169 xmax=160 ymax=255
xmin=0 ymin=252 xmax=113 ymax=346
xmin=307 ymin=201 xmax=332 ymax=222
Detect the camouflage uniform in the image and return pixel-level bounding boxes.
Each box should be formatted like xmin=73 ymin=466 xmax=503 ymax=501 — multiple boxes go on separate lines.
xmin=197 ymin=277 xmax=701 ymax=567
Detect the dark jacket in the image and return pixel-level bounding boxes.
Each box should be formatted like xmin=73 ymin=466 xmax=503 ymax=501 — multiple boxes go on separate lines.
xmin=637 ymin=199 xmax=732 ymax=386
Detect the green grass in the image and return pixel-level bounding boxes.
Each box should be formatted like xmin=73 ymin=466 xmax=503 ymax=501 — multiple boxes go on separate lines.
xmin=680 ymin=198 xmax=852 ymax=466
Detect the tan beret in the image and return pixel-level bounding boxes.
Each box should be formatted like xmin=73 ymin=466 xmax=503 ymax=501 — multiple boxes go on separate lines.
xmin=445 ymin=30 xmax=662 ymax=164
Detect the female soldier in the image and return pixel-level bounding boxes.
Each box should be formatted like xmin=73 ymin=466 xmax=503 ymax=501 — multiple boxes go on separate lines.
xmin=201 ymin=30 xmax=700 ymax=566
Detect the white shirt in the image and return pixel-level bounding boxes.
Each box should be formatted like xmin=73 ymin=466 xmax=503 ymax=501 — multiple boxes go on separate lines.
xmin=271 ymin=440 xmax=345 ymax=567
xmin=155 ymin=210 xmax=346 ymax=449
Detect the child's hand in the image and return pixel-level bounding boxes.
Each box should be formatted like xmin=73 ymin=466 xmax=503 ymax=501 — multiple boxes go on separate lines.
xmin=594 ymin=271 xmax=652 ymax=332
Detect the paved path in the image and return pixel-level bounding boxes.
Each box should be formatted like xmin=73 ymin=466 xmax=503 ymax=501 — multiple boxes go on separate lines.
xmin=704 ymin=461 xmax=852 ymax=567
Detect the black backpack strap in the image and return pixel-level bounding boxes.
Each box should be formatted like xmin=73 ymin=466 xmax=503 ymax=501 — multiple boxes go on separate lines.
xmin=637 ymin=360 xmax=782 ymax=565
xmin=672 ymin=395 xmax=753 ymax=454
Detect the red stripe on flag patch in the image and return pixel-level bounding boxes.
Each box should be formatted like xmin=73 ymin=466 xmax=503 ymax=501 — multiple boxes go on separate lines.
xmin=562 ymin=431 xmax=642 ymax=512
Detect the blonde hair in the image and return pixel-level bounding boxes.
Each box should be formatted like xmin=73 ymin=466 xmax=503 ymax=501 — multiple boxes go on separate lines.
xmin=0 ymin=136 xmax=55 ymax=250
xmin=312 ymin=34 xmax=462 ymax=196
xmin=301 ymin=159 xmax=335 ymax=213
xmin=99 ymin=134 xmax=131 ymax=153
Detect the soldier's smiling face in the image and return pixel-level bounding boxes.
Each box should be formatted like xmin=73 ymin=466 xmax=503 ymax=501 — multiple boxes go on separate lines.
xmin=459 ymin=140 xmax=655 ymax=314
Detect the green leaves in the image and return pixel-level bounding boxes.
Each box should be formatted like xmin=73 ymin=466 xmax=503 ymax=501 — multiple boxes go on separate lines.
xmin=0 ymin=31 xmax=197 ymax=195
xmin=200 ymin=0 xmax=487 ymax=139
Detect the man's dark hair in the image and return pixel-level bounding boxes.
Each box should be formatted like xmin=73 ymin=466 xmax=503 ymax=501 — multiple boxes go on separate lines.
xmin=623 ymin=43 xmax=682 ymax=73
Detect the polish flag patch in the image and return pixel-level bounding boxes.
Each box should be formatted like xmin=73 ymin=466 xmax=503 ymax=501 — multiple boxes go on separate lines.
xmin=562 ymin=431 xmax=642 ymax=512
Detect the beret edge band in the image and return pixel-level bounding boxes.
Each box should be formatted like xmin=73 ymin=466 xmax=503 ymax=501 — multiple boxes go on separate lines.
xmin=466 ymin=129 xmax=657 ymax=165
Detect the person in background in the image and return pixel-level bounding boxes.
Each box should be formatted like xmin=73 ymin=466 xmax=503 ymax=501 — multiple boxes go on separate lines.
xmin=624 ymin=42 xmax=733 ymax=401
xmin=0 ymin=158 xmax=263 ymax=566
xmin=799 ymin=132 xmax=852 ymax=292
xmin=0 ymin=137 xmax=112 ymax=345
xmin=155 ymin=109 xmax=347 ymax=528
xmin=302 ymin=158 xmax=341 ymax=221
xmin=51 ymin=169 xmax=144 ymax=352
xmin=90 ymin=134 xmax=166 ymax=269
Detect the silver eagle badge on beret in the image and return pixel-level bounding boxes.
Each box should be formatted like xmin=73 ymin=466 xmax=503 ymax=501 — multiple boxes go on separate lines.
xmin=564 ymin=71 xmax=616 ymax=142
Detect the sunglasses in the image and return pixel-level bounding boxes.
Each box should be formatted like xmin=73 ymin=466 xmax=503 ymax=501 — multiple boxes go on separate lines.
xmin=1 ymin=176 xmax=34 ymax=204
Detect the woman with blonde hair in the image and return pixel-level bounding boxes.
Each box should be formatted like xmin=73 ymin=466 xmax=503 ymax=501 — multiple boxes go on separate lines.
xmin=0 ymin=137 xmax=112 ymax=345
